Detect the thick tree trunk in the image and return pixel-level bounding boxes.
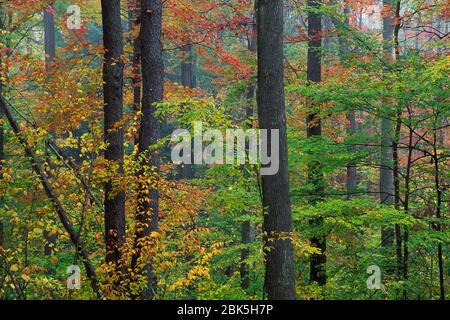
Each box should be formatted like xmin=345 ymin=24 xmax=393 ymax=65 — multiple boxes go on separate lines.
xmin=256 ymin=0 xmax=296 ymax=300
xmin=43 ymin=5 xmax=57 ymax=257
xmin=307 ymin=0 xmax=326 ymax=286
xmin=380 ymin=0 xmax=395 ymax=247
xmin=101 ymin=0 xmax=126 ymax=265
xmin=0 ymin=95 xmax=100 ymax=297
xmin=131 ymin=0 xmax=164 ymax=300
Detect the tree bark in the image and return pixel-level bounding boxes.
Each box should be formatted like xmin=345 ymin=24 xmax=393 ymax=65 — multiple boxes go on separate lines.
xmin=132 ymin=0 xmax=164 ymax=299
xmin=307 ymin=0 xmax=326 ymax=286
xmin=128 ymin=0 xmax=141 ymax=115
xmin=256 ymin=0 xmax=296 ymax=300
xmin=101 ymin=0 xmax=126 ymax=265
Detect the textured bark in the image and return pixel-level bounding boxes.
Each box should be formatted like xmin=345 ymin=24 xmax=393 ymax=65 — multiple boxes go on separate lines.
xmin=43 ymin=5 xmax=57 ymax=257
xmin=256 ymin=0 xmax=296 ymax=300
xmin=380 ymin=0 xmax=395 ymax=247
xmin=307 ymin=0 xmax=326 ymax=286
xmin=132 ymin=0 xmax=164 ymax=299
xmin=128 ymin=0 xmax=141 ymax=115
xmin=101 ymin=0 xmax=126 ymax=264
xmin=0 ymin=95 xmax=100 ymax=297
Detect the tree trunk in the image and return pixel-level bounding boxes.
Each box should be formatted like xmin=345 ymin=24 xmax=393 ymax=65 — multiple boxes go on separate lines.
xmin=256 ymin=0 xmax=296 ymax=300
xmin=101 ymin=0 xmax=126 ymax=265
xmin=241 ymin=18 xmax=257 ymax=289
xmin=307 ymin=0 xmax=326 ymax=286
xmin=43 ymin=5 xmax=57 ymax=257
xmin=132 ymin=0 xmax=164 ymax=299
xmin=380 ymin=0 xmax=395 ymax=247
xmin=128 ymin=0 xmax=141 ymax=115
xmin=180 ymin=43 xmax=196 ymax=179
xmin=432 ymin=128 xmax=445 ymax=300
xmin=0 ymin=4 xmax=4 ymax=248
xmin=392 ymin=0 xmax=403 ymax=283
xmin=338 ymin=0 xmax=358 ymax=199
xmin=181 ymin=44 xmax=197 ymax=89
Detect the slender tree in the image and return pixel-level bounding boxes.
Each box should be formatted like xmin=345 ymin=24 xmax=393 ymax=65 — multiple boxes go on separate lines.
xmin=380 ymin=0 xmax=395 ymax=247
xmin=180 ymin=43 xmax=196 ymax=179
xmin=340 ymin=1 xmax=358 ymax=198
xmin=132 ymin=0 xmax=164 ymax=299
xmin=0 ymin=4 xmax=4 ymax=248
xmin=0 ymin=96 xmax=100 ymax=297
xmin=256 ymin=0 xmax=296 ymax=300
xmin=101 ymin=0 xmax=126 ymax=265
xmin=43 ymin=5 xmax=57 ymax=257
xmin=307 ymin=0 xmax=326 ymax=286
xmin=241 ymin=12 xmax=257 ymax=290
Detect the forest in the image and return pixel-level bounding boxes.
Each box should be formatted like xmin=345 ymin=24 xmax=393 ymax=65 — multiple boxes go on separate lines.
xmin=0 ymin=0 xmax=448 ymax=301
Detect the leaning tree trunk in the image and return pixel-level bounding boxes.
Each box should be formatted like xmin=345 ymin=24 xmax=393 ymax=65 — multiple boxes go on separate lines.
xmin=0 ymin=95 xmax=100 ymax=297
xmin=307 ymin=0 xmax=326 ymax=286
xmin=256 ymin=0 xmax=296 ymax=300
xmin=101 ymin=0 xmax=126 ymax=266
xmin=131 ymin=0 xmax=164 ymax=300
